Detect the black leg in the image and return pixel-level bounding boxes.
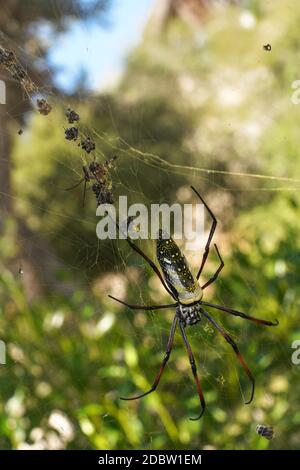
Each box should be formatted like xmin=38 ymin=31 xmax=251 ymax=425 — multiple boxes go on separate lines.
xmin=109 ymin=295 xmax=178 ymax=311
xmin=201 ymin=244 xmax=224 ymax=290
xmin=179 ymin=321 xmax=206 ymax=420
xmin=120 ymin=315 xmax=178 ymax=400
xmin=200 ymin=300 xmax=279 ymax=327
xmin=201 ymin=309 xmax=255 ymax=404
xmin=116 ymin=220 xmax=177 ymax=300
xmin=65 ymin=178 xmax=84 ymax=191
xmin=190 ymin=186 xmax=217 ymax=281
xmin=82 ymin=179 xmax=87 ymax=208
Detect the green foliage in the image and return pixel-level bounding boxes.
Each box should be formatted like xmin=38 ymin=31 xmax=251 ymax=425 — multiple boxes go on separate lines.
xmin=1 ymin=191 xmax=299 ymax=449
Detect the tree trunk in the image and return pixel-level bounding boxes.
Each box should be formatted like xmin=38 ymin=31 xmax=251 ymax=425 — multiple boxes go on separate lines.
xmin=0 ymin=77 xmax=73 ymax=301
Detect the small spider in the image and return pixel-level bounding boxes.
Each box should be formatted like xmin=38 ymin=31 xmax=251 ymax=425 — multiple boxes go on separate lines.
xmin=109 ymin=187 xmax=279 ymax=420
xmin=66 ymin=157 xmax=116 ymax=206
xmin=263 ymin=44 xmax=272 ymax=51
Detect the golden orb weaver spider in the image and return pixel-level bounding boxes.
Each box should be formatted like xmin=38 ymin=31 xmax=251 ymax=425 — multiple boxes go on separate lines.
xmin=109 ymin=186 xmax=279 ymax=420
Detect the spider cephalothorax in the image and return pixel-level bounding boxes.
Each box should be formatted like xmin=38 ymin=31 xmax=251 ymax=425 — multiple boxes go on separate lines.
xmin=109 ymin=186 xmax=279 ymax=420
xmin=176 ymin=303 xmax=202 ymax=326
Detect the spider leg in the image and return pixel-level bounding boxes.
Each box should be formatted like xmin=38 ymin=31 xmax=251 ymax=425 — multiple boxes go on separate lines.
xmin=120 ymin=315 xmax=177 ymax=401
xmin=65 ymin=178 xmax=84 ymax=191
xmin=178 ymin=321 xmax=206 ymax=420
xmin=190 ymin=186 xmax=217 ymax=280
xmin=82 ymin=179 xmax=87 ymax=208
xmin=200 ymin=300 xmax=279 ymax=327
xmin=116 ymin=221 xmax=177 ymax=300
xmin=108 ymin=295 xmax=178 ymax=311
xmin=201 ymin=244 xmax=224 ymax=290
xmin=201 ymin=309 xmax=255 ymax=404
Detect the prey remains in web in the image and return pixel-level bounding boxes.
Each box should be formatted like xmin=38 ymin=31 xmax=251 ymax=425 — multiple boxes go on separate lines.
xmin=64 ymin=107 xmax=117 ymax=207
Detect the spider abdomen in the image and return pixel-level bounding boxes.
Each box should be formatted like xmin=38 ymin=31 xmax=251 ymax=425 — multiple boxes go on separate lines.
xmin=156 ymin=230 xmax=203 ymax=304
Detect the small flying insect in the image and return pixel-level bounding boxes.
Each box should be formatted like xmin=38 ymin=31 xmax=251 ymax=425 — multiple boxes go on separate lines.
xmin=109 ymin=187 xmax=279 ymax=420
xmin=256 ymin=424 xmax=275 ymax=440
xmin=80 ymin=137 xmax=95 ymax=154
xmin=263 ymin=44 xmax=272 ymax=51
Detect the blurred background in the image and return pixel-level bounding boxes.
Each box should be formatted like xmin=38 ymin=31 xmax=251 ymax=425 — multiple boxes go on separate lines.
xmin=0 ymin=0 xmax=300 ymax=450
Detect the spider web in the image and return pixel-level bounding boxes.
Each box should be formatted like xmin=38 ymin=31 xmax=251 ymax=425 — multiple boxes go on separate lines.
xmin=0 ymin=1 xmax=296 ymax=451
